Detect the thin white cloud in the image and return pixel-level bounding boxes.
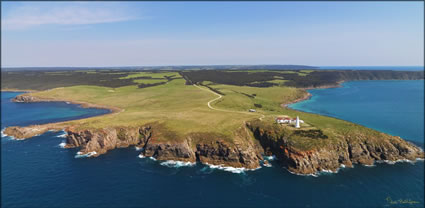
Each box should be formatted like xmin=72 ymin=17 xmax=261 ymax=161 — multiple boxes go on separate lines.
xmin=2 ymin=3 xmax=141 ymax=30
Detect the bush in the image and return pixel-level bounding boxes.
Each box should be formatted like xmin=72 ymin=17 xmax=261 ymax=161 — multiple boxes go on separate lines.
xmin=254 ymin=103 xmax=262 ymax=108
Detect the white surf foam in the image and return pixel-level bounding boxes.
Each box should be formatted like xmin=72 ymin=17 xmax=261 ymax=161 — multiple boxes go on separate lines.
xmin=138 ymin=154 xmax=146 ymax=158
xmin=58 ymin=141 xmax=67 ymax=148
xmin=204 ymin=163 xmax=261 ymax=174
xmin=74 ymin=151 xmax=97 ymax=158
xmin=1 ymin=128 xmax=9 ymax=138
xmin=160 ymin=160 xmax=196 ymax=168
xmin=375 ymin=159 xmax=418 ymax=165
xmin=135 ymin=146 xmax=144 ymax=151
xmin=263 ymin=162 xmax=272 ymax=168
xmin=287 ymin=164 xmax=348 ymax=177
xmin=319 ymin=169 xmax=337 ymax=174
xmin=56 ymin=131 xmax=67 ymax=138
xmin=1 ymin=128 xmax=17 ymax=140
xmin=263 ymin=155 xmax=276 ymax=161
xmin=262 ymin=159 xmax=273 ymax=167
xmin=207 ymin=164 xmax=246 ymax=174
xmin=149 ymin=156 xmax=157 ymax=161
xmin=1 ymin=128 xmax=7 ymax=137
xmin=287 ymin=169 xmax=319 ymax=177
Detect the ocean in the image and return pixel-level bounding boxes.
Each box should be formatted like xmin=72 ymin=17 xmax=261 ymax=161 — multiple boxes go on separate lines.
xmin=1 ymin=80 xmax=424 ymax=208
xmin=318 ymin=66 xmax=424 ymax=71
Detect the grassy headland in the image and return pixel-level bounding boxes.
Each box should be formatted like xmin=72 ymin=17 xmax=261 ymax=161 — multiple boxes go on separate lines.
xmin=2 ymin=69 xmax=424 ymax=173
xmin=3 ymin=69 xmax=423 ymax=151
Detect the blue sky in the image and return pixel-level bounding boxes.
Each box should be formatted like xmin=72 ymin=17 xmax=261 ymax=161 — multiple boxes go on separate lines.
xmin=1 ymin=2 xmax=423 ymax=67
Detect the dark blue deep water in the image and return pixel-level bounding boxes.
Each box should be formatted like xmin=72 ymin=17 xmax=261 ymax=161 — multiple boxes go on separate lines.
xmin=2 ymin=80 xmax=424 ymax=208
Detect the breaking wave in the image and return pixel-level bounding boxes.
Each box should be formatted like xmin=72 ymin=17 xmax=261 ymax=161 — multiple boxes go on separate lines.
xmin=376 ymin=159 xmax=417 ymax=165
xmin=204 ymin=163 xmax=261 ymax=174
xmin=160 ymin=160 xmax=196 ymax=168
xmin=138 ymin=154 xmax=146 ymax=158
xmin=1 ymin=128 xmax=16 ymax=140
xmin=263 ymin=155 xmax=276 ymax=161
xmin=207 ymin=164 xmax=246 ymax=174
xmin=58 ymin=141 xmax=67 ymax=148
xmin=56 ymin=131 xmax=67 ymax=138
xmin=362 ymin=158 xmax=422 ymax=167
xmin=287 ymin=163 xmax=347 ymax=177
xmin=75 ymin=151 xmax=97 ymax=158
xmin=263 ymin=162 xmax=272 ymax=168
xmin=1 ymin=128 xmax=9 ymax=138
xmin=1 ymin=128 xmax=6 ymax=137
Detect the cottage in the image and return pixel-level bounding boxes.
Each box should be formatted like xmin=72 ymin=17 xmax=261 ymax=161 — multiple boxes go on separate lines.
xmin=276 ymin=117 xmax=290 ymax=124
xmin=276 ymin=116 xmax=304 ymax=127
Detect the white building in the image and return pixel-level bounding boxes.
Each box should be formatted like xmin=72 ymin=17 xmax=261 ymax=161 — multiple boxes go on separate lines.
xmin=276 ymin=117 xmax=290 ymax=124
xmin=295 ymin=116 xmax=301 ymax=128
xmin=276 ymin=116 xmax=304 ymax=127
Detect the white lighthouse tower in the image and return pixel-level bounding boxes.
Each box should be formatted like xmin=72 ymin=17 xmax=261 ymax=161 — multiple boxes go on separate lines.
xmin=295 ymin=116 xmax=300 ymax=128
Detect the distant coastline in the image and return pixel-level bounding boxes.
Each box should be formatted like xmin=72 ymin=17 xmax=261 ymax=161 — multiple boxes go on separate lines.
xmin=1 ymin=89 xmax=36 ymax=92
xmin=2 ymin=65 xmax=424 ymax=71
xmin=318 ymin=66 xmax=424 ymax=71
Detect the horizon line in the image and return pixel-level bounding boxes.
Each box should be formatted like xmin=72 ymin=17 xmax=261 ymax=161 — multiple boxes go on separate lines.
xmin=2 ymin=65 xmax=424 ymax=69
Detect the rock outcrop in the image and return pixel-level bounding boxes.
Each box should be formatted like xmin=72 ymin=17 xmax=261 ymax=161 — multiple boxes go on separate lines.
xmin=3 ymin=125 xmax=62 ymax=140
xmin=12 ymin=95 xmax=45 ymax=102
xmin=3 ymin=119 xmax=423 ymax=175
xmin=63 ymin=123 xmax=262 ymax=169
xmin=247 ymin=121 xmax=424 ymax=175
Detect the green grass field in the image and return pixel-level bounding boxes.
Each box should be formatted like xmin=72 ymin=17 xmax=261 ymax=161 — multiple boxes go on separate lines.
xmin=24 ymin=70 xmax=388 ymax=150
xmin=119 ymin=71 xmax=181 ymax=79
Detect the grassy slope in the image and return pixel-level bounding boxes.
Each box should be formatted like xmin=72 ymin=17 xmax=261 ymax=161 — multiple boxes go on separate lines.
xmin=119 ymin=72 xmax=182 ymax=79
xmin=30 ymin=78 xmax=259 ymax=140
xmin=26 ymin=71 xmax=386 ymax=150
xmin=207 ymin=83 xmax=378 ymax=150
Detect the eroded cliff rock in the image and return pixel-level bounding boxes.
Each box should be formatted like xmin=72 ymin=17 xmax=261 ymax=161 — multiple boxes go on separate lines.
xmin=63 ymin=123 xmax=262 ymax=169
xmin=3 ymin=118 xmax=423 ymax=175
xmin=247 ymin=121 xmax=424 ymax=175
xmin=3 ymin=125 xmax=61 ymax=140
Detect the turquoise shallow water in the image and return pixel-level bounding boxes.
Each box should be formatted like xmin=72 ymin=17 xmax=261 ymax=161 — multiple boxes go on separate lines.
xmin=289 ymin=80 xmax=424 ymax=145
xmin=318 ymin=66 xmax=424 ymax=71
xmin=1 ymin=80 xmax=424 ymax=208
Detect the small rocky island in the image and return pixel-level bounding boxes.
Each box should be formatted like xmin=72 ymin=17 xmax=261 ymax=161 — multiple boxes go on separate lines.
xmin=2 ymin=69 xmax=424 ymax=175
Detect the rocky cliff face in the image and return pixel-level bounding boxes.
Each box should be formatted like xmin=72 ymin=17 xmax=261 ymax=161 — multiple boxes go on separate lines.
xmin=64 ymin=123 xmax=262 ymax=169
xmin=247 ymin=121 xmax=424 ymax=175
xmin=4 ymin=119 xmax=423 ymax=175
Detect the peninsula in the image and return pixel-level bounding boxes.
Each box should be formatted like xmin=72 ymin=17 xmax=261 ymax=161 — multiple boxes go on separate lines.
xmin=2 ymin=69 xmax=424 ymax=175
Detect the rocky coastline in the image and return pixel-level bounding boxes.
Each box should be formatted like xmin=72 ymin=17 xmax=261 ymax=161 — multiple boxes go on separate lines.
xmin=3 ymin=92 xmax=424 ymax=175
xmin=246 ymin=121 xmax=424 ymax=175
xmin=3 ymin=118 xmax=424 ymax=175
